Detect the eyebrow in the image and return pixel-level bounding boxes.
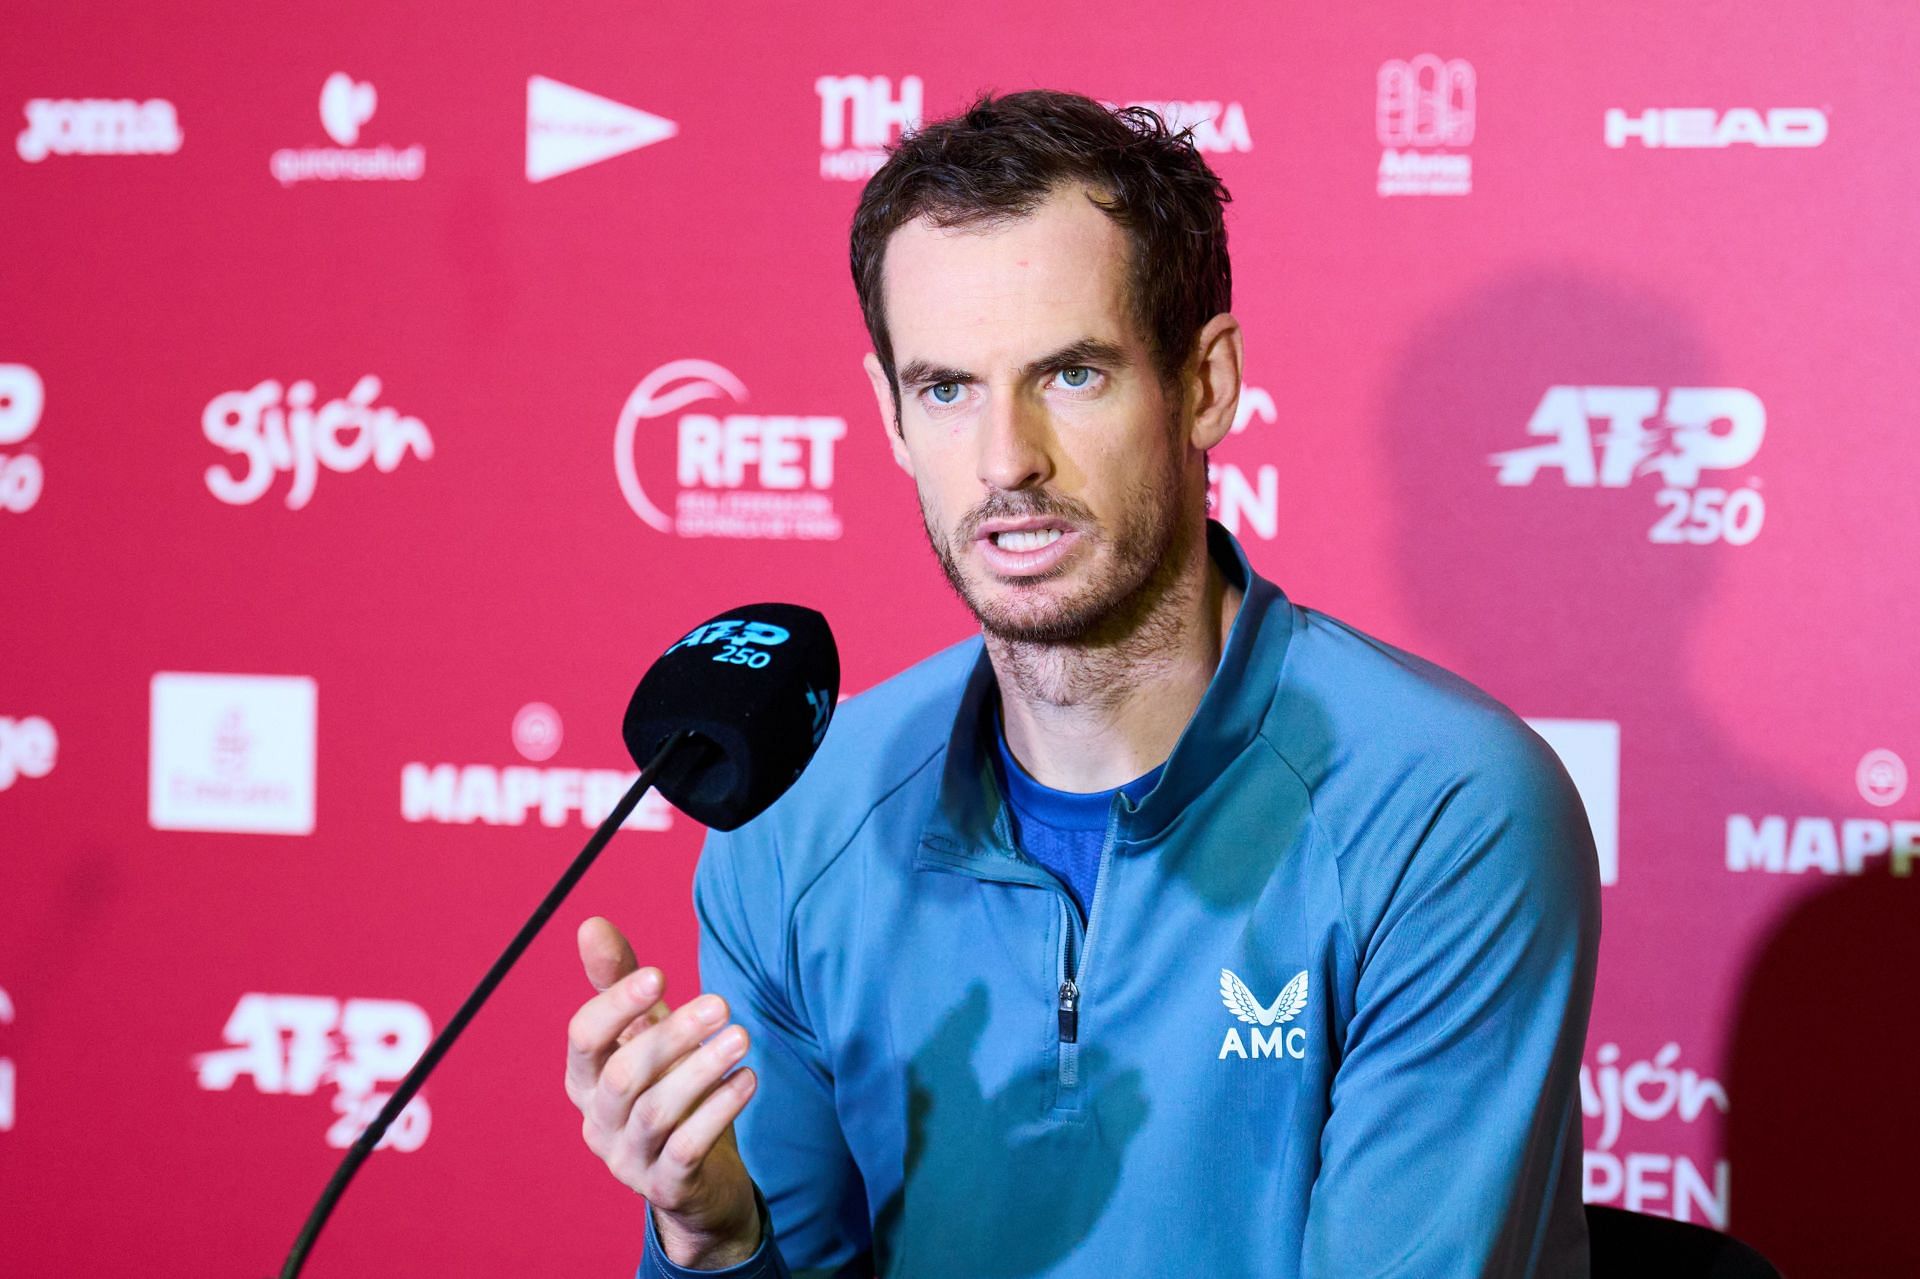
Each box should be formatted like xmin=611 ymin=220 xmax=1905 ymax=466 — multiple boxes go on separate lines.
xmin=896 ymin=337 xmax=1134 ymax=391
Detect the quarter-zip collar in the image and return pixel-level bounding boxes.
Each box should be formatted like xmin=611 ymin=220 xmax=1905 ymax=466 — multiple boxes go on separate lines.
xmin=916 ymin=521 xmax=1292 ymax=866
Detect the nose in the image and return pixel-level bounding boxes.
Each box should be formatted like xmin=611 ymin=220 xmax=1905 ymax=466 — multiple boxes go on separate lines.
xmin=976 ymin=385 xmax=1052 ymax=493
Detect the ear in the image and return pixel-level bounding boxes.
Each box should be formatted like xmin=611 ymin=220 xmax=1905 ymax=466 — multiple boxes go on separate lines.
xmin=1185 ymin=313 xmax=1244 ymax=453
xmin=864 ymin=351 xmax=914 ymax=476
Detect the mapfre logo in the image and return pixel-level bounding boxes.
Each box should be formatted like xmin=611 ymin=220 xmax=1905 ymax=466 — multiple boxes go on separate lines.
xmin=0 ymin=364 xmax=45 ymax=514
xmin=16 ymin=98 xmax=181 ymax=162
xmin=194 ymin=994 xmax=432 ymax=1151
xmin=149 ymin=673 xmax=317 ymax=835
xmin=1216 ymin=968 xmax=1309 ymax=1061
xmin=270 ymin=73 xmax=424 ymax=186
xmin=1605 ymin=107 xmax=1828 ymax=150
xmin=1376 ymin=55 xmax=1474 ymax=196
xmin=616 ymin=360 xmax=846 ymax=539
xmin=401 ymin=701 xmax=673 ymax=831
xmin=816 ymin=75 xmax=921 ymax=180
xmin=526 ymin=76 xmax=676 ymax=183
xmin=1727 ymin=749 xmax=1918 ymax=877
xmin=1490 ymin=387 xmax=1767 ymax=546
xmin=1120 ymin=100 xmax=1251 ymax=153
xmin=1525 ymin=718 xmax=1621 ymax=887
xmin=1207 ymin=386 xmax=1279 ymax=540
xmin=202 ymin=375 xmax=433 ymax=509
xmin=1582 ymin=1040 xmax=1730 ymax=1228
xmin=0 ymin=715 xmax=58 ymax=793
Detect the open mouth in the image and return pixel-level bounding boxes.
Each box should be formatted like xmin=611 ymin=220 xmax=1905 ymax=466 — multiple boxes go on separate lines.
xmin=989 ymin=528 xmax=1064 ymax=553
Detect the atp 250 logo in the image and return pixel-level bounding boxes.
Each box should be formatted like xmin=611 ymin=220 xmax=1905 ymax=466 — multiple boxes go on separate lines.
xmin=1490 ymin=387 xmax=1766 ymax=545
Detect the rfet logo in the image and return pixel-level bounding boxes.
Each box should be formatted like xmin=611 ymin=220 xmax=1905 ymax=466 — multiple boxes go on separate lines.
xmin=1376 ymin=55 xmax=1474 ymax=197
xmin=1727 ymin=749 xmax=1918 ymax=877
xmin=1490 ymin=387 xmax=1767 ymax=546
xmin=1605 ymin=107 xmax=1828 ymax=149
xmin=0 ymin=364 xmax=45 ymax=514
xmin=271 ymin=73 xmax=424 ymax=186
xmin=817 ymin=75 xmax=921 ymax=180
xmin=616 ymin=360 xmax=846 ymax=540
xmin=401 ymin=701 xmax=674 ymax=830
xmin=17 ymin=98 xmax=181 ymax=162
xmin=194 ymin=994 xmax=432 ymax=1151
xmin=202 ymin=376 xmax=433 ymax=509
xmin=0 ymin=715 xmax=58 ymax=792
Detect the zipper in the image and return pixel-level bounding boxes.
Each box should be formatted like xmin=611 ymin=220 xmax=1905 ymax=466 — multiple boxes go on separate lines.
xmin=1054 ymin=801 xmax=1123 ymax=1090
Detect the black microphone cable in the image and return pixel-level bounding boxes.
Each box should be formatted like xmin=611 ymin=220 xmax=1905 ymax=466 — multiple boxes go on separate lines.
xmin=275 ymin=730 xmax=701 ymax=1279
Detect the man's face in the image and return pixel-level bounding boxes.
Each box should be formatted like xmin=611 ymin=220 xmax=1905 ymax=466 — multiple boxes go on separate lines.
xmin=865 ymin=185 xmax=1197 ymax=644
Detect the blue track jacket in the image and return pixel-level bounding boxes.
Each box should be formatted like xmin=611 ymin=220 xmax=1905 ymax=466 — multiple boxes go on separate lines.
xmin=641 ymin=523 xmax=1601 ymax=1278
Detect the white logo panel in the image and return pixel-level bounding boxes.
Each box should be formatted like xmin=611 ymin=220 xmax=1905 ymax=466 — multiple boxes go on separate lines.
xmin=16 ymin=98 xmax=181 ymax=162
xmin=816 ymin=75 xmax=921 ymax=180
xmin=1526 ymin=718 xmax=1621 ymax=887
xmin=1376 ymin=56 xmax=1474 ymax=197
xmin=149 ymin=673 xmax=317 ymax=835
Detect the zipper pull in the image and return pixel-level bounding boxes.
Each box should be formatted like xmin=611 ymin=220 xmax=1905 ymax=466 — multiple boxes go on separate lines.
xmin=1057 ymin=979 xmax=1079 ymax=1044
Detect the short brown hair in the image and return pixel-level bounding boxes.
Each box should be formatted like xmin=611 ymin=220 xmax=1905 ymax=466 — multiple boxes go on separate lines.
xmin=851 ymin=89 xmax=1233 ymax=403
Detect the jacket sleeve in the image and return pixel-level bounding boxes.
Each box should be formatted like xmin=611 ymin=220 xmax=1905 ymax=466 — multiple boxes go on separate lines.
xmin=638 ymin=823 xmax=873 ymax=1279
xmin=1301 ymin=728 xmax=1602 ymax=1278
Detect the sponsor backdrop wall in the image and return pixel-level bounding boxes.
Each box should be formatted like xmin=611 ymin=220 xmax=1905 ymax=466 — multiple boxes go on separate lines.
xmin=2 ymin=1 xmax=1914 ymax=1274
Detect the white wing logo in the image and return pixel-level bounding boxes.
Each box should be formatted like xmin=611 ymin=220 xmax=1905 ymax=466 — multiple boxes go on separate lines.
xmin=1220 ymin=968 xmax=1309 ymax=1027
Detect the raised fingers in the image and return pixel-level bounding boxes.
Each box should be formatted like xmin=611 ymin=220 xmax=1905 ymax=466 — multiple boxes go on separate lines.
xmin=589 ymin=993 xmax=732 ymax=1137
xmin=566 ymin=967 xmax=666 ymax=1099
xmin=577 ymin=916 xmax=640 ymax=993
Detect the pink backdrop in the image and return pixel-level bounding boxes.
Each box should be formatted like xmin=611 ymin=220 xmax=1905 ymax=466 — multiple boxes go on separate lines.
xmin=2 ymin=1 xmax=1915 ymax=1274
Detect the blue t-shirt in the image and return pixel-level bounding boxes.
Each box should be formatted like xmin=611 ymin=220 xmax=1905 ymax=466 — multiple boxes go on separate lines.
xmin=991 ymin=719 xmax=1163 ymax=922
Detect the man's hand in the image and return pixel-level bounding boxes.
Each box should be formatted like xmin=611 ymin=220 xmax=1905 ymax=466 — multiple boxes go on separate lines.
xmin=566 ymin=915 xmax=764 ymax=1269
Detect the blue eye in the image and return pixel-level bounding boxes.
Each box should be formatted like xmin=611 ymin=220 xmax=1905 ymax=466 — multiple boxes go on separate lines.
xmin=928 ymin=382 xmax=962 ymax=405
xmin=1057 ymin=367 xmax=1094 ymax=389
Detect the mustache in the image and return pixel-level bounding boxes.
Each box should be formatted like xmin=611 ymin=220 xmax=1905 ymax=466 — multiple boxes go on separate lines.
xmin=953 ymin=489 xmax=1096 ymax=544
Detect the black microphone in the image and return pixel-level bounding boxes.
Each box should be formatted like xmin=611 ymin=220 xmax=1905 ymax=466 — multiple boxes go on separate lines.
xmin=624 ymin=602 xmax=840 ymax=830
xmin=277 ymin=603 xmax=839 ymax=1279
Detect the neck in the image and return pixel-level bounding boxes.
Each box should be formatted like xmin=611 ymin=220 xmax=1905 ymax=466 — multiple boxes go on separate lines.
xmin=989 ymin=522 xmax=1242 ymax=793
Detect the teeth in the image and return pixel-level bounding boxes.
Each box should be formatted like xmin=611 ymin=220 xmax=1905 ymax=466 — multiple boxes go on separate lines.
xmin=993 ymin=528 xmax=1062 ymax=553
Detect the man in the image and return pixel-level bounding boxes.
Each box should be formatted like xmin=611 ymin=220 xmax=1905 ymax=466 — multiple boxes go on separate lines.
xmin=566 ymin=90 xmax=1601 ymax=1278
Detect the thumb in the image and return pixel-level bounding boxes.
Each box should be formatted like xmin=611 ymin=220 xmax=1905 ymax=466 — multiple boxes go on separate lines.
xmin=577 ymin=915 xmax=640 ymax=993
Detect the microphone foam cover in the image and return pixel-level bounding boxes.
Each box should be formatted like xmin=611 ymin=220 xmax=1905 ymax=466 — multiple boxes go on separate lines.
xmin=622 ymin=603 xmax=839 ymax=831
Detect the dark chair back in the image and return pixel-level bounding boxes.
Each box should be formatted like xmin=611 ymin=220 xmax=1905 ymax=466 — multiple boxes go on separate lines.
xmin=1587 ymin=1204 xmax=1782 ymax=1278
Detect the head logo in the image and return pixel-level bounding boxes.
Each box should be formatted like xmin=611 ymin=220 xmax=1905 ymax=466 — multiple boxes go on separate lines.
xmin=319 ymin=73 xmax=377 ymax=146
xmin=1858 ymin=749 xmax=1907 ymax=808
xmin=16 ymin=98 xmax=181 ymax=162
xmin=402 ymin=703 xmax=673 ymax=831
xmin=817 ymin=75 xmax=921 ymax=180
xmin=526 ymin=76 xmax=676 ymax=183
xmin=616 ymin=360 xmax=846 ymax=540
xmin=1490 ymin=387 xmax=1767 ymax=546
xmin=1217 ymin=968 xmax=1309 ymax=1061
xmin=1376 ymin=56 xmax=1474 ymax=197
xmin=1207 ymin=385 xmax=1279 ymax=540
xmin=0 ymin=364 xmax=46 ymax=515
xmin=1605 ymin=107 xmax=1828 ymax=150
xmin=202 ymin=375 xmax=433 ymax=509
xmin=512 ymin=702 xmax=564 ymax=762
xmin=271 ymin=74 xmax=423 ymax=186
xmin=1121 ymin=100 xmax=1251 ymax=153
xmin=0 ymin=716 xmax=58 ymax=792
xmin=194 ymin=993 xmax=432 ymax=1151
xmin=149 ymin=673 xmax=317 ymax=835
